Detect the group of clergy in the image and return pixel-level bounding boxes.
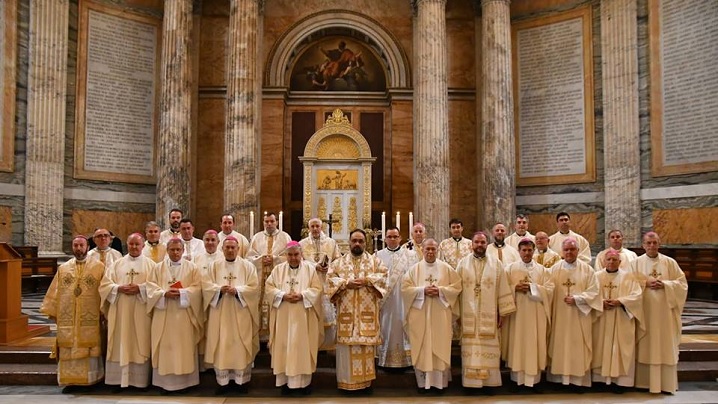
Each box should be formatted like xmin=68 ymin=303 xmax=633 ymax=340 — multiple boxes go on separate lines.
xmin=39 ymin=210 xmax=687 ymax=396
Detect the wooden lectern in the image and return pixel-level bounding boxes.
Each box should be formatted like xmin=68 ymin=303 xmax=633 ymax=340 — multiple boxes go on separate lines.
xmin=0 ymin=243 xmax=49 ymax=344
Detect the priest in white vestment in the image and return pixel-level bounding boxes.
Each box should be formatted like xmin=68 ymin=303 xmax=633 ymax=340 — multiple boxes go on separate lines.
xmin=88 ymin=228 xmax=122 ymax=268
xmin=99 ymin=233 xmax=154 ymax=389
xmin=41 ymin=236 xmax=105 ymax=391
xmin=631 ymin=232 xmax=688 ymax=394
xmin=486 ymin=223 xmax=521 ymax=265
xmin=401 ymin=239 xmax=461 ymax=391
xmin=299 ymin=218 xmax=342 ymax=350
xmin=179 ymin=219 xmax=205 ymax=261
xmin=192 ymin=229 xmax=224 ymax=370
xmin=534 ymin=231 xmax=561 ymax=269
xmin=327 ymin=229 xmax=388 ymax=391
xmin=159 ymin=208 xmax=182 ymax=244
xmin=265 ymin=241 xmax=324 ymax=394
xmin=456 ymin=232 xmax=516 ymax=389
xmin=248 ymin=212 xmax=291 ymax=342
xmin=592 ymin=249 xmax=643 ymax=389
xmin=376 ymin=226 xmax=412 ymax=368
xmin=401 ymin=222 xmax=427 ymax=262
xmin=502 ymin=238 xmax=554 ymax=387
xmin=202 ymin=236 xmax=260 ymax=394
xmin=548 ymin=212 xmax=592 ymax=263
xmin=547 ymin=238 xmax=602 ymax=387
xmin=143 ymin=221 xmax=166 ymax=263
xmin=437 ymin=218 xmax=472 ymax=269
xmin=505 ymin=214 xmax=535 ymax=250
xmin=218 ymin=214 xmax=250 ymax=258
xmin=146 ymin=238 xmax=203 ymax=393
xmin=594 ymin=230 xmax=638 ymax=271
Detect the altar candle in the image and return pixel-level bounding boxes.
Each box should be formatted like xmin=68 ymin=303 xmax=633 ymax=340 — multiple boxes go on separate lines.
xmin=409 ymin=212 xmax=414 ymax=232
xmin=249 ymin=211 xmax=254 ymax=236
xmin=381 ymin=212 xmax=386 ymax=248
xmin=396 ymin=211 xmax=401 ymax=231
xmin=279 ymin=211 xmax=284 ymax=231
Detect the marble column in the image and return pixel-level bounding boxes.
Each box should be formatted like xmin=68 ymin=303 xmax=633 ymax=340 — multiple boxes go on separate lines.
xmin=414 ymin=0 xmax=450 ymax=238
xmin=480 ymin=0 xmax=515 ymax=231
xmin=601 ymin=0 xmax=640 ymax=245
xmin=224 ymin=0 xmax=260 ymax=236
xmin=24 ymin=0 xmax=69 ymax=255
xmin=156 ymin=0 xmax=193 ymax=230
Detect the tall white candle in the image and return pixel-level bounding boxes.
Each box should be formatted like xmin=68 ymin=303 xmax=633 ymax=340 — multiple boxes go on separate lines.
xmin=249 ymin=211 xmax=255 ymax=236
xmin=279 ymin=211 xmax=284 ymax=232
xmin=396 ymin=211 xmax=401 ymax=231
xmin=409 ymin=212 xmax=414 ymax=233
xmin=381 ymin=211 xmax=386 ymax=249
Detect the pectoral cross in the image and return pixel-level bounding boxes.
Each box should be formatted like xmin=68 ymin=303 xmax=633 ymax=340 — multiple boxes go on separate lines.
xmin=649 ymin=266 xmax=660 ymax=279
xmin=474 ymin=282 xmax=481 ymax=297
xmin=224 ymin=272 xmax=237 ymax=286
xmin=562 ymin=278 xmax=575 ymax=295
xmin=425 ymin=274 xmax=437 ymax=286
xmin=604 ymin=281 xmax=617 ymax=299
xmin=287 ymin=278 xmax=299 ymax=293
xmin=521 ymin=275 xmax=531 ymax=285
xmin=168 ymin=278 xmax=177 ymax=286
xmin=127 ymin=268 xmax=139 ymax=284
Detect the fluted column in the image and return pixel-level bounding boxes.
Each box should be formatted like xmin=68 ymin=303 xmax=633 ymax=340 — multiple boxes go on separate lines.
xmin=224 ymin=0 xmax=260 ymax=236
xmin=156 ymin=0 xmax=193 ymax=229
xmin=24 ymin=0 xmax=69 ymax=254
xmin=601 ymin=0 xmax=640 ymax=245
xmin=414 ymin=0 xmax=450 ymax=238
xmin=480 ymin=0 xmax=515 ymax=231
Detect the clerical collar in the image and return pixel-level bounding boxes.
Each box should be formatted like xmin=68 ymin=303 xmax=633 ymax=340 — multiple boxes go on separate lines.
xmin=312 ymin=235 xmax=321 ymax=241
xmin=386 ymin=246 xmax=400 ymax=252
xmin=473 ymin=253 xmax=485 ymax=259
xmin=148 ymin=241 xmax=159 ymax=246
xmin=98 ymin=247 xmax=111 ymax=252
xmin=453 ymin=237 xmax=462 ymax=242
xmin=289 ymin=264 xmax=299 ymax=269
xmin=494 ymin=242 xmax=505 ymax=248
xmin=351 ymin=253 xmax=363 ymax=259
xmin=606 ymin=268 xmax=619 ymax=273
xmin=265 ymin=229 xmax=278 ymax=236
xmin=129 ymin=255 xmax=140 ymax=261
xmin=169 ymin=229 xmax=179 ymax=234
xmin=560 ymin=231 xmax=570 ymax=235
xmin=425 ymin=260 xmax=436 ymax=266
xmin=516 ymin=232 xmax=527 ymax=237
xmin=226 ymin=258 xmax=236 ymax=262
xmin=169 ymin=260 xmax=182 ymax=266
xmin=522 ymin=261 xmax=533 ymax=268
xmin=563 ymin=260 xmax=577 ymax=269
xmin=538 ymin=249 xmax=547 ymax=253
xmin=76 ymin=257 xmax=87 ymax=263
xmin=182 ymin=238 xmax=192 ymax=242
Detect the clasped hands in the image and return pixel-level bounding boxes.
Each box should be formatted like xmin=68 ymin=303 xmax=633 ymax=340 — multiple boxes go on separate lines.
xmin=118 ymin=284 xmax=140 ymax=295
xmin=220 ymin=285 xmax=238 ymax=296
xmin=424 ymin=285 xmax=440 ymax=297
xmin=515 ymin=283 xmax=531 ymax=294
xmin=282 ymin=292 xmax=304 ymax=303
xmin=603 ymin=299 xmax=622 ymax=310
xmin=346 ymin=278 xmax=368 ymax=290
xmin=646 ymin=278 xmax=664 ymax=290
xmin=164 ymin=288 xmax=181 ymax=299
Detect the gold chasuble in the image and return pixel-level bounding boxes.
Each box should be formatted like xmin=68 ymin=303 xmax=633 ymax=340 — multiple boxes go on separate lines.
xmin=502 ymin=260 xmax=554 ymax=387
xmin=143 ymin=241 xmax=166 ymax=263
xmin=592 ymin=269 xmax=643 ymax=387
xmin=41 ymin=257 xmax=105 ymax=386
xmin=547 ymin=260 xmax=602 ymax=387
xmin=202 ymin=258 xmax=259 ymax=385
xmin=99 ymin=254 xmax=154 ymax=388
xmin=401 ymin=260 xmax=461 ymax=376
xmin=327 ymin=252 xmax=388 ymax=390
xmin=146 ymin=259 xmax=202 ymax=391
xmin=456 ymin=254 xmax=515 ymax=387
xmin=631 ymin=253 xmax=688 ymax=394
xmin=265 ymin=261 xmax=324 ymax=387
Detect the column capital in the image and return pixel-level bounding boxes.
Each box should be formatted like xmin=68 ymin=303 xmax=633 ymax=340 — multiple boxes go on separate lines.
xmin=411 ymin=0 xmax=447 ymax=11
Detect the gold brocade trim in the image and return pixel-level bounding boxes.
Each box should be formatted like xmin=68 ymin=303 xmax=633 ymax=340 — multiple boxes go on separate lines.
xmin=348 ymin=197 xmax=357 ymax=230
xmin=338 ymin=381 xmax=371 ymax=390
xmin=332 ymin=197 xmax=343 ymax=233
xmin=464 ymin=368 xmax=490 ymax=380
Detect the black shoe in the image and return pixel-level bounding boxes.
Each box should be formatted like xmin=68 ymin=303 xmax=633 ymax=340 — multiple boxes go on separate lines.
xmin=302 ymin=385 xmax=312 ymax=395
xmin=215 ymin=384 xmax=231 ymax=395
xmin=280 ymin=385 xmax=291 ymax=396
xmin=235 ymin=382 xmax=249 ymax=394
xmin=61 ymin=386 xmax=76 ymax=394
xmin=417 ymin=387 xmax=428 ymax=394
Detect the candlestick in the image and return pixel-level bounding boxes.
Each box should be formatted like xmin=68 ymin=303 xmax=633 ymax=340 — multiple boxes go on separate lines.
xmin=279 ymin=211 xmax=284 ymax=232
xmin=249 ymin=211 xmax=255 ymax=236
xmin=409 ymin=212 xmax=414 ymax=233
xmin=381 ymin=211 xmax=386 ymax=249
xmin=396 ymin=211 xmax=400 ymax=231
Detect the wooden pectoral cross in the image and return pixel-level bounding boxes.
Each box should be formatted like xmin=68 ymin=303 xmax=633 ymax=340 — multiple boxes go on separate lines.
xmin=127 ymin=268 xmax=139 ymax=284
xmin=287 ymin=278 xmax=299 ymax=293
xmin=604 ymin=281 xmax=617 ymax=299
xmin=224 ymin=272 xmax=238 ymax=286
xmin=562 ymin=278 xmax=575 ymax=295
xmin=425 ymin=274 xmax=437 ymax=286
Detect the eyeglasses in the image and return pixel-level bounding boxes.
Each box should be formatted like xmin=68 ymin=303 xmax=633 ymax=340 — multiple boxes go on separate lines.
xmin=94 ymin=234 xmax=111 ymax=238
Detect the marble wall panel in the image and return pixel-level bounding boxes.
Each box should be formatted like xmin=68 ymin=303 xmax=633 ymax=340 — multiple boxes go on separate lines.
xmin=449 ymin=99 xmax=477 ymax=231
xmin=260 ymin=99 xmax=285 ymax=213
xmin=0 ymin=205 xmax=12 ymax=243
xmin=447 ymin=1 xmax=476 ymax=89
xmin=651 ymin=207 xmax=718 ymax=245
xmin=201 ymin=0 xmax=230 ymax=16
xmin=195 ymin=98 xmax=225 ymax=233
xmin=198 ymin=16 xmax=228 ymax=88
xmin=511 ymin=0 xmax=588 ymax=18
xmin=71 ymin=209 xmax=154 ymax=248
xmin=390 ymin=100 xmax=413 ymax=239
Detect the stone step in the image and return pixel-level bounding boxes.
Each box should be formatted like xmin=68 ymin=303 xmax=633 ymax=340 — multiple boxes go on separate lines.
xmin=677 ymin=361 xmax=718 ymax=382
xmin=0 ymin=363 xmax=57 ymax=385
xmin=0 ymin=347 xmax=54 ymax=364
xmin=678 ymin=343 xmax=718 ymax=362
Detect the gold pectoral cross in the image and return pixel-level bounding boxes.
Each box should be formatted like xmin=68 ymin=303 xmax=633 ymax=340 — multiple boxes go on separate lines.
xmin=474 ymin=282 xmax=481 ymax=297
xmin=224 ymin=272 xmax=237 ymax=286
xmin=168 ymin=278 xmax=177 ymax=286
xmin=604 ymin=281 xmax=617 ymax=299
xmin=425 ymin=274 xmax=437 ymax=286
xmin=127 ymin=268 xmax=140 ymax=284
xmin=287 ymin=278 xmax=299 ymax=293
xmin=562 ymin=278 xmax=575 ymax=295
xmin=522 ymin=275 xmax=531 ymax=285
xmin=650 ymin=266 xmax=660 ymax=279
